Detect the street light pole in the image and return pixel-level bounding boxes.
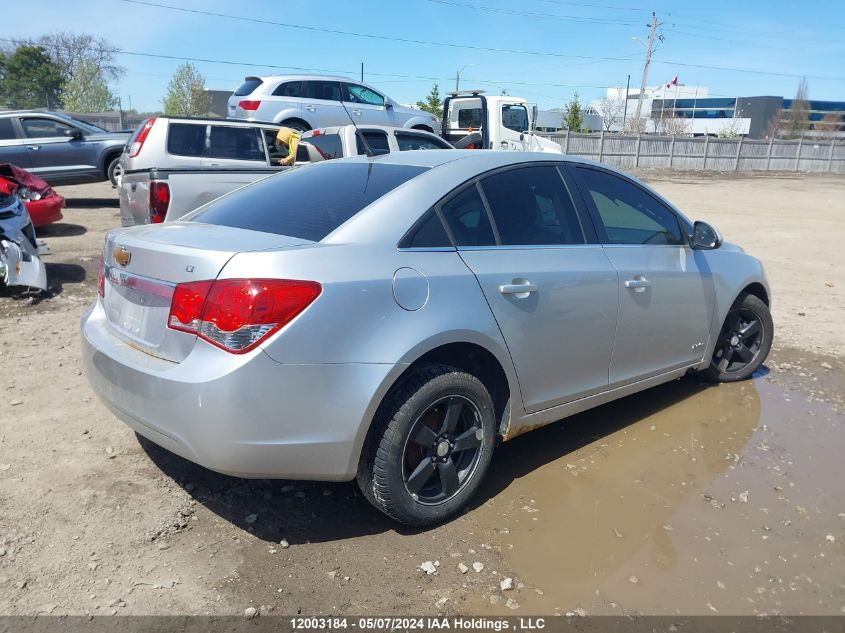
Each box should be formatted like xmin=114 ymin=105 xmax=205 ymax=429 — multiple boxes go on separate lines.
xmin=634 ymin=12 xmax=662 ymax=126
xmin=456 ymin=64 xmax=473 ymax=92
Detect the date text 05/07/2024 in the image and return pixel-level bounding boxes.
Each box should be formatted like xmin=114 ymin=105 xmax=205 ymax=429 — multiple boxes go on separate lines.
xmin=290 ymin=617 xmax=547 ymax=631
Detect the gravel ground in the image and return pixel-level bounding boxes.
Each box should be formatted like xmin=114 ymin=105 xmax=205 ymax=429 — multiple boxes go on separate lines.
xmin=0 ymin=172 xmax=843 ymax=617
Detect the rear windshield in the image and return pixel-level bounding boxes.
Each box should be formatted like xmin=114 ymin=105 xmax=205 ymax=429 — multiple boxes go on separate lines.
xmin=190 ymin=162 xmax=429 ymax=241
xmin=307 ymin=133 xmax=344 ymax=159
xmin=234 ymin=78 xmax=263 ymax=97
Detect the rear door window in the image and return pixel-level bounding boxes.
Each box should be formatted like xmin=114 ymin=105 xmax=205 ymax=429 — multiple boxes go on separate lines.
xmin=207 ymin=126 xmax=265 ymax=162
xmin=479 ymin=165 xmax=584 ymax=245
xmin=356 ymin=131 xmax=390 ymax=154
xmin=272 ymin=81 xmax=303 ymax=98
xmin=305 ymin=81 xmax=342 ymax=101
xmin=306 ymin=133 xmax=344 ymax=159
xmin=234 ymin=78 xmax=262 ymax=96
xmin=190 ymin=162 xmax=428 ymax=241
xmin=0 ymin=118 xmax=17 ymax=140
xmin=167 ymin=123 xmax=207 ymax=157
xmin=439 ymin=184 xmax=495 ymax=247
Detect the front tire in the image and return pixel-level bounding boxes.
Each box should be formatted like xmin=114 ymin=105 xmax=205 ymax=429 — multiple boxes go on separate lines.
xmin=357 ymin=364 xmax=496 ymax=527
xmin=701 ymin=293 xmax=773 ymax=382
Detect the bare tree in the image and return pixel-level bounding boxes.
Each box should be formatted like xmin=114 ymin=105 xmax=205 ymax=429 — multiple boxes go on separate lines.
xmin=597 ymin=94 xmax=626 ymax=132
xmin=32 ymin=31 xmax=124 ymax=82
xmin=785 ymin=78 xmax=810 ymax=139
xmin=763 ymin=107 xmax=785 ymax=139
xmin=658 ymin=112 xmax=691 ymax=136
xmin=816 ymin=112 xmax=843 ymax=140
xmin=622 ymin=116 xmax=650 ymax=134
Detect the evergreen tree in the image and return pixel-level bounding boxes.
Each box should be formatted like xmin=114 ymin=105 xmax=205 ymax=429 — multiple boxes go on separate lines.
xmin=562 ymin=92 xmax=584 ymax=132
xmin=0 ymin=45 xmax=64 ymax=109
xmin=416 ymin=83 xmax=443 ymax=118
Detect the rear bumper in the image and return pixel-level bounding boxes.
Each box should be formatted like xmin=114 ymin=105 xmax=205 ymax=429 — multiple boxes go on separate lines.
xmin=80 ymin=301 xmax=393 ymax=480
xmin=26 ymin=194 xmax=64 ymax=227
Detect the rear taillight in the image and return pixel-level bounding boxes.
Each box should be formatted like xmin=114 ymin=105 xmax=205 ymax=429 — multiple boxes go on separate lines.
xmin=167 ymin=279 xmax=321 ymax=354
xmin=97 ymin=252 xmax=105 ymax=298
xmin=238 ymin=100 xmax=261 ymax=111
xmin=128 ymin=118 xmax=156 ymax=158
xmin=149 ymin=182 xmax=170 ymax=223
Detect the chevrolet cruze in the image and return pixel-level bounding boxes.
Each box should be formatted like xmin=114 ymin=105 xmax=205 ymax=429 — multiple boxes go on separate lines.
xmin=81 ymin=151 xmax=773 ymax=526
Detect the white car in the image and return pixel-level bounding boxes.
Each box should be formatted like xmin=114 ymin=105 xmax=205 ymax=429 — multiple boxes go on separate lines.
xmin=228 ymin=74 xmax=439 ymax=133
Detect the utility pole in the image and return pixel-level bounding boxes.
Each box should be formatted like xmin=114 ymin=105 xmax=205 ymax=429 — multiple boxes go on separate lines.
xmin=634 ymin=12 xmax=662 ymax=126
xmin=622 ymin=73 xmax=630 ymax=127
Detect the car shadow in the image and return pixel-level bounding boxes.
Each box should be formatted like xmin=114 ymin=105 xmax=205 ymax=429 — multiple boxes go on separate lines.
xmin=36 ymin=222 xmax=87 ymax=238
xmin=138 ymin=375 xmax=718 ymax=544
xmin=64 ymin=197 xmax=119 ymax=209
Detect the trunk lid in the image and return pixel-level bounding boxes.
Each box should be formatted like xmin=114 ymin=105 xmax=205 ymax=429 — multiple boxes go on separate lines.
xmin=102 ymin=223 xmax=311 ymax=362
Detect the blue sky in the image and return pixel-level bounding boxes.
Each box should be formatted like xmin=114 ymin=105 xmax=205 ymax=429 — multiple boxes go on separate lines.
xmin=4 ymin=0 xmax=844 ymax=111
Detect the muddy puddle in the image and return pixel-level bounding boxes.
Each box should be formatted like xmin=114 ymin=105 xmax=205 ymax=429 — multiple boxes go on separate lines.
xmin=466 ymin=372 xmax=845 ymax=615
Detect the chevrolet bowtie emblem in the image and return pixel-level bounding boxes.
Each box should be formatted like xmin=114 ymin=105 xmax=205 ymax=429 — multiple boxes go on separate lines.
xmin=114 ymin=246 xmax=131 ymax=267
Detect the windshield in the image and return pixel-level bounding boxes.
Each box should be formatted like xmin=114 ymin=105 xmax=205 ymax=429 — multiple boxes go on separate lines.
xmin=56 ymin=114 xmax=109 ymax=133
xmin=190 ymin=161 xmax=429 ymax=241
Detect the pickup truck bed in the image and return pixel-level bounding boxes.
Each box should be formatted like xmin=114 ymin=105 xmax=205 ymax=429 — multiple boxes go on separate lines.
xmin=119 ymin=166 xmax=291 ymax=226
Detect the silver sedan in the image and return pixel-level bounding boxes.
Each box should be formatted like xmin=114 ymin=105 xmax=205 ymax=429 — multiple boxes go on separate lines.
xmin=81 ymin=151 xmax=773 ymax=526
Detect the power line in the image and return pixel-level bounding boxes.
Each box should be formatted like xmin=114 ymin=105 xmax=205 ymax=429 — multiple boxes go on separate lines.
xmin=118 ymin=0 xmax=637 ymax=64
xmin=423 ymin=0 xmax=641 ymax=25
xmin=117 ymin=0 xmax=845 ymax=82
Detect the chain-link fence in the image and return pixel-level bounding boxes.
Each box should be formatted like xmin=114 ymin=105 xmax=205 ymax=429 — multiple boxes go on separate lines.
xmin=539 ymin=132 xmax=845 ymax=173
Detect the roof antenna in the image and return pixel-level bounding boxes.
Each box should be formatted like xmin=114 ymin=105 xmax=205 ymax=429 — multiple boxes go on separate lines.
xmin=337 ymin=90 xmax=376 ymax=158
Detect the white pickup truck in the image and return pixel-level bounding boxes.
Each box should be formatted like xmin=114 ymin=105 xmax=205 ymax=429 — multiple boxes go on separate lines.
xmin=119 ymin=124 xmax=451 ymax=226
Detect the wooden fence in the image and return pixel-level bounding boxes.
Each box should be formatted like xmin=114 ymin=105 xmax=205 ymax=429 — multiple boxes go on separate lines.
xmin=539 ymin=132 xmax=845 ymax=173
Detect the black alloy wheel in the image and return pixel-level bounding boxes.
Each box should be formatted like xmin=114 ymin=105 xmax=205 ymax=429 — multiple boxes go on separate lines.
xmin=402 ymin=395 xmax=484 ymax=505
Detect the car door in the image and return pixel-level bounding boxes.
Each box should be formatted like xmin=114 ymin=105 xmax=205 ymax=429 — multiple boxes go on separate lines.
xmin=496 ymin=103 xmax=530 ymax=151
xmin=342 ymin=83 xmax=397 ymax=126
xmin=302 ymin=80 xmax=349 ymax=127
xmin=442 ymin=164 xmax=618 ymax=413
xmin=0 ymin=117 xmax=33 ymax=170
xmin=18 ymin=116 xmax=98 ymax=182
xmin=569 ymin=165 xmax=715 ymax=387
xmin=202 ymin=125 xmax=269 ymax=168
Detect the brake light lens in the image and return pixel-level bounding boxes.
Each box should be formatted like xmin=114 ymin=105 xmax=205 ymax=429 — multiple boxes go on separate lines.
xmin=128 ymin=118 xmax=155 ymax=158
xmin=238 ymin=100 xmax=262 ymax=111
xmin=149 ymin=181 xmax=170 ymax=223
xmin=97 ymin=252 xmax=105 ymax=298
xmin=167 ymin=279 xmax=321 ymax=353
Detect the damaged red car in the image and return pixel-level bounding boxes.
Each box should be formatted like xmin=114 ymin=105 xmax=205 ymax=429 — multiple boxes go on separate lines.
xmin=0 ymin=163 xmax=64 ymax=227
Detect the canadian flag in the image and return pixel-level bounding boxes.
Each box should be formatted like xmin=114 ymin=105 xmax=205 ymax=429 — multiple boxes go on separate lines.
xmin=666 ymin=75 xmax=679 ymax=89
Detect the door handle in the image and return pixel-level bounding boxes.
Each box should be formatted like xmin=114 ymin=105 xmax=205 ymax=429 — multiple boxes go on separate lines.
xmin=352 ymin=109 xmax=362 ymax=116
xmin=28 ymin=145 xmax=40 ymax=151
xmin=206 ymin=162 xmax=221 ymax=167
xmin=624 ymin=276 xmax=651 ymax=292
xmin=499 ymin=282 xmax=538 ymax=296
xmin=305 ymin=105 xmax=316 ymax=112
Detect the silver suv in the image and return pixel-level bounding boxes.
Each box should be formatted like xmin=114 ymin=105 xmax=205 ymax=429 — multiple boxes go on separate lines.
xmin=228 ymin=74 xmax=439 ymax=133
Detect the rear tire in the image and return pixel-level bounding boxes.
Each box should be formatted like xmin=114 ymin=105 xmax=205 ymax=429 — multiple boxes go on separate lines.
xmin=279 ymin=119 xmax=311 ymax=133
xmin=700 ymin=293 xmax=773 ymax=382
xmin=357 ymin=364 xmax=496 ymax=527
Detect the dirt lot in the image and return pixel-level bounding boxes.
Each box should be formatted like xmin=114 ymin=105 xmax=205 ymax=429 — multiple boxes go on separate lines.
xmin=1 ymin=173 xmax=844 ymax=617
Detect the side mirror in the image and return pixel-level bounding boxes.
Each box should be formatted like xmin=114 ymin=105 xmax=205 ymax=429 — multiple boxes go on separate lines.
xmin=385 ymin=101 xmax=394 ymax=110
xmin=691 ymin=220 xmax=722 ymax=250
xmin=64 ymin=128 xmax=85 ymax=140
